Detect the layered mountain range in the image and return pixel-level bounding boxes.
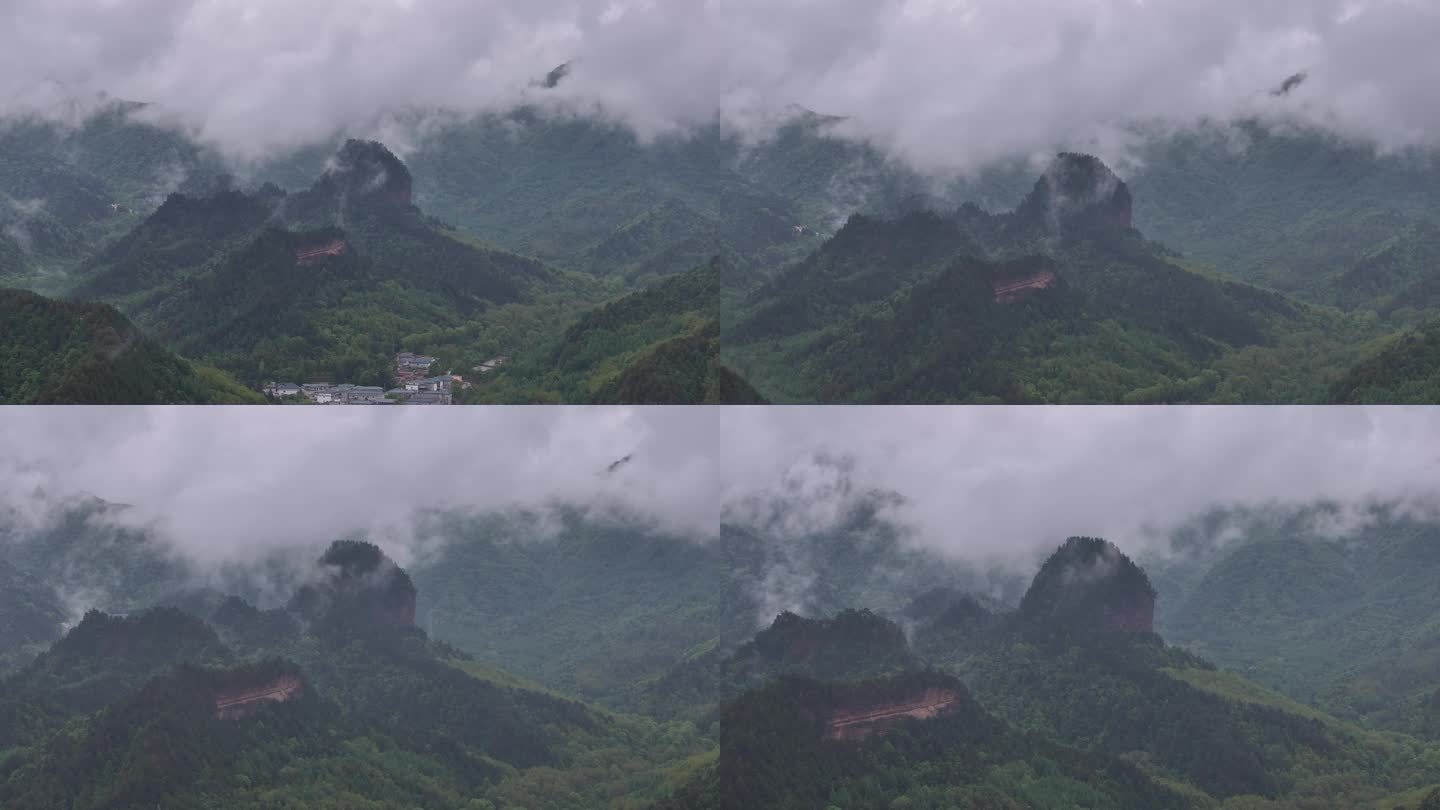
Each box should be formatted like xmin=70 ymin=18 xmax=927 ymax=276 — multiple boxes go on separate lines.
xmin=5 ymin=102 xmax=1440 ymax=402
xmin=7 ymin=486 xmax=1440 ymax=808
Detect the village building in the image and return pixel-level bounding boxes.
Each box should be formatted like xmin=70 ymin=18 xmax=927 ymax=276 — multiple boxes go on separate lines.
xmin=402 ymin=391 xmax=451 ymax=405
xmin=262 ymin=355 xmax=455 ymax=405
xmin=344 ymin=386 xmax=387 ymax=404
xmin=416 ymin=375 xmax=453 ymax=393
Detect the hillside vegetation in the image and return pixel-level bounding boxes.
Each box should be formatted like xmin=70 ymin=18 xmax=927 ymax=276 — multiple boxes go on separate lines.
xmin=0 ymin=287 xmax=260 ymax=403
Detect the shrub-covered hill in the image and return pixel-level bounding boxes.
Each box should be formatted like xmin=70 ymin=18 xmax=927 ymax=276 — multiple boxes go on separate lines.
xmin=1329 ymin=317 xmax=1440 ymax=403
xmin=0 ymin=287 xmax=261 ymax=403
xmin=468 ymin=259 xmax=764 ymax=403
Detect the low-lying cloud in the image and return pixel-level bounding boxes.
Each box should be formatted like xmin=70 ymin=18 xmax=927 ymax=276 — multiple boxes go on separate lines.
xmin=720 ymin=406 xmax=1440 ymax=569
xmin=5 ymin=407 xmax=1437 ymax=625
xmin=3 ymin=1 xmax=1439 ymax=170
xmin=0 ymin=407 xmax=720 ymax=569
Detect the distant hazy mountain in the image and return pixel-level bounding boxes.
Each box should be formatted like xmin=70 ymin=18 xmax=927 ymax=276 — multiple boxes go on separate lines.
xmin=1146 ymin=504 xmax=1440 ymax=738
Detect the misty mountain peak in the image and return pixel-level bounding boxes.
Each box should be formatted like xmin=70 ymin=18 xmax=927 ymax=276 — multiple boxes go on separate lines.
xmin=1018 ymin=153 xmax=1133 ymax=233
xmin=730 ymin=609 xmax=915 ymax=684
xmin=287 ymin=540 xmax=417 ymax=630
xmin=1020 ymin=536 xmax=1155 ymax=635
xmin=315 ymin=139 xmax=413 ymax=206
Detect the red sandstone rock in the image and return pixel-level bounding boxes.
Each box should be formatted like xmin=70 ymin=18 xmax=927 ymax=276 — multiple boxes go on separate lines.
xmin=825 ymin=688 xmax=962 ymax=742
xmin=296 ymin=239 xmax=348 ymax=265
xmin=214 ymin=674 xmax=304 ymax=721
xmin=993 ymin=269 xmax=1059 ymax=304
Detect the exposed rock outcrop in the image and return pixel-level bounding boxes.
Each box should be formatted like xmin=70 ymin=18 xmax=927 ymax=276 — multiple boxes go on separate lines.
xmin=993 ymin=268 xmax=1059 ymax=304
xmin=825 ymin=686 xmax=963 ymax=742
xmin=214 ymin=673 xmax=304 ymax=720
xmin=296 ymin=238 xmax=348 ymax=265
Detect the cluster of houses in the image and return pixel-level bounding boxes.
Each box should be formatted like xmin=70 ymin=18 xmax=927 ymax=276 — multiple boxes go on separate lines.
xmin=262 ymin=353 xmax=463 ymax=405
xmin=395 ymin=352 xmax=439 ymax=383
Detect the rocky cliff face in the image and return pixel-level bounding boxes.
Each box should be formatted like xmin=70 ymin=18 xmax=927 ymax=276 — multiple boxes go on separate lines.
xmin=295 ymin=238 xmax=348 ymax=265
xmin=825 ymin=686 xmax=963 ymax=742
xmin=990 ymin=257 xmax=1063 ymax=304
xmin=214 ymin=673 xmax=304 ymax=720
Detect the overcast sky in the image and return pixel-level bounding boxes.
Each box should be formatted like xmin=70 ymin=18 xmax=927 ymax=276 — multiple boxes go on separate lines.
xmin=0 ymin=407 xmax=720 ymax=568
xmin=720 ymin=406 xmax=1440 ymax=568
xmin=3 ymin=0 xmax=1438 ymax=168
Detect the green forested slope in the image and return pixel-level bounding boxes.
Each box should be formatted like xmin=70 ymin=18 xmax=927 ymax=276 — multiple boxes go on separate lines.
xmin=1329 ymin=318 xmax=1440 ymax=403
xmin=0 ymin=287 xmax=261 ymax=403
xmin=468 ymin=259 xmax=763 ymax=403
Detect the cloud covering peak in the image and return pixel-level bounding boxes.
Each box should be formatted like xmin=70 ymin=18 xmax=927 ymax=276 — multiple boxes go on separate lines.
xmin=0 ymin=407 xmax=720 ymax=568
xmin=720 ymin=406 xmax=1440 ymax=566
xmin=3 ymin=0 xmax=1439 ymax=168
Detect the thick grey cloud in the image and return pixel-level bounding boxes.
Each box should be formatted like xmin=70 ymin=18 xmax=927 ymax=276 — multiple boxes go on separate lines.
xmin=4 ymin=406 xmax=1437 ymax=622
xmin=3 ymin=0 xmax=1438 ymax=169
xmin=719 ymin=406 xmax=1440 ymax=569
xmin=0 ymin=407 xmax=719 ymax=568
